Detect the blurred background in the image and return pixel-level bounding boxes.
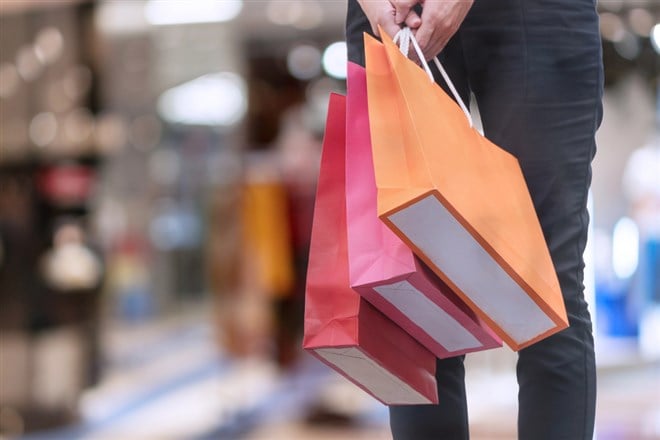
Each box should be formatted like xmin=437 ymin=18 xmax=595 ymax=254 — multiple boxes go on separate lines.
xmin=0 ymin=1 xmax=658 ymax=439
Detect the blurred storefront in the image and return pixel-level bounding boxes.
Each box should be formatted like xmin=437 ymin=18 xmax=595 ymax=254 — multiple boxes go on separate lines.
xmin=1 ymin=0 xmax=104 ymax=433
xmin=0 ymin=0 xmax=658 ymax=439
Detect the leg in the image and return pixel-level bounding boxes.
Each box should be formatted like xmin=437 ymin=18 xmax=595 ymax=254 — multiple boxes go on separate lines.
xmin=345 ymin=2 xmax=471 ymax=439
xmin=389 ymin=356 xmax=469 ymax=440
xmin=460 ymin=1 xmax=603 ymax=438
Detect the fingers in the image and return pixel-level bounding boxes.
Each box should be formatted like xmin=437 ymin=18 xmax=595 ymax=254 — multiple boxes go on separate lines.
xmin=358 ymin=0 xmax=424 ymax=42
xmin=359 ymin=0 xmax=399 ymax=38
xmin=392 ymin=0 xmax=418 ymax=25
xmin=414 ymin=1 xmax=474 ymax=59
xmin=404 ymin=10 xmax=422 ymax=29
xmin=379 ymin=21 xmax=402 ymax=40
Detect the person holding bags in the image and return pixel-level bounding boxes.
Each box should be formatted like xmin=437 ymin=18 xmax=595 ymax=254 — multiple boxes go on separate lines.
xmin=348 ymin=0 xmax=603 ymax=439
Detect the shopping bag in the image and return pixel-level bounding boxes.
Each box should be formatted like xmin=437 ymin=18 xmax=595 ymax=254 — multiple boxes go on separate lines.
xmin=345 ymin=61 xmax=501 ymax=358
xmin=364 ymin=29 xmax=568 ymax=350
xmin=302 ymin=93 xmax=438 ymax=405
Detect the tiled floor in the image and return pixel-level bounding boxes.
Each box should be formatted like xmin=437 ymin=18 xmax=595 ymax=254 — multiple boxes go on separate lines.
xmin=18 ymin=309 xmax=660 ymax=440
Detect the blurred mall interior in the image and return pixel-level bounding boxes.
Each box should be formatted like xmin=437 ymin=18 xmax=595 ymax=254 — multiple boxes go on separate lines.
xmin=0 ymin=0 xmax=658 ymax=439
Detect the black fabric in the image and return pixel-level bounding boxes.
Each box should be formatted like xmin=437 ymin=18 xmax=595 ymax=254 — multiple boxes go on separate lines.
xmin=389 ymin=355 xmax=469 ymax=439
xmin=346 ymin=0 xmax=603 ymax=438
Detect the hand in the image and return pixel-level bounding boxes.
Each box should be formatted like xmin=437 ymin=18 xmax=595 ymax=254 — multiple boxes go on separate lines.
xmin=394 ymin=0 xmax=474 ymax=60
xmin=391 ymin=0 xmax=422 ymax=29
xmin=357 ymin=0 xmax=422 ymax=40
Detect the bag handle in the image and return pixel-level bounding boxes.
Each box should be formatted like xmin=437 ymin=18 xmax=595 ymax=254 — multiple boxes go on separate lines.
xmin=393 ymin=27 xmax=473 ymax=127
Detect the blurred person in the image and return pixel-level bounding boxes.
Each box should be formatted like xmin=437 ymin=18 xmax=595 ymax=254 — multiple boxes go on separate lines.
xmin=233 ymin=156 xmax=293 ymax=360
xmin=347 ymin=0 xmax=603 ymax=439
xmin=232 ymin=108 xmax=321 ymax=367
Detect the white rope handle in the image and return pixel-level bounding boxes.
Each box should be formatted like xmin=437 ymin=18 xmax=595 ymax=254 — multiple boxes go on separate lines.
xmin=396 ymin=28 xmax=435 ymax=81
xmin=393 ymin=27 xmax=473 ymax=127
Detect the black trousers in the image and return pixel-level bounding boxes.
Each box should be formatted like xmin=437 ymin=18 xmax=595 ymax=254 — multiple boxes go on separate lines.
xmin=346 ymin=0 xmax=603 ymax=438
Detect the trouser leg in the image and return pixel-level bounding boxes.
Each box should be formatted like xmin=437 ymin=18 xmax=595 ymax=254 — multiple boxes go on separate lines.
xmin=460 ymin=1 xmax=603 ymax=438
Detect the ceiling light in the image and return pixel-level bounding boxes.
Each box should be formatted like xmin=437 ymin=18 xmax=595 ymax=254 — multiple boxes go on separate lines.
xmin=144 ymin=0 xmax=242 ymax=26
xmin=158 ymin=72 xmax=247 ymax=127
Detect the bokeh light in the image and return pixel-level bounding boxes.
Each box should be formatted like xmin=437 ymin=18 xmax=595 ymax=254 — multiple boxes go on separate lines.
xmin=322 ymin=41 xmax=347 ymax=79
xmin=144 ymin=0 xmax=242 ymax=25
xmin=287 ymin=44 xmax=322 ymax=80
xmin=158 ymin=73 xmax=247 ymax=127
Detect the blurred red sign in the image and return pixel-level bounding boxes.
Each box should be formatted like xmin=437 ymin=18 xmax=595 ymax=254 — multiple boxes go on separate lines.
xmin=37 ymin=165 xmax=95 ymax=205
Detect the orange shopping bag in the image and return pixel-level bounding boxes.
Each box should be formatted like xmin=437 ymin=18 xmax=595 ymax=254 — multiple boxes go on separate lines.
xmin=364 ymin=29 xmax=568 ymax=350
xmin=302 ymin=93 xmax=438 ymax=405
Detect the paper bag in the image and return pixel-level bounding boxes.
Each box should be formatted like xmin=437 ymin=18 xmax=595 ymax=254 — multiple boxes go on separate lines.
xmin=364 ymin=31 xmax=568 ymax=350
